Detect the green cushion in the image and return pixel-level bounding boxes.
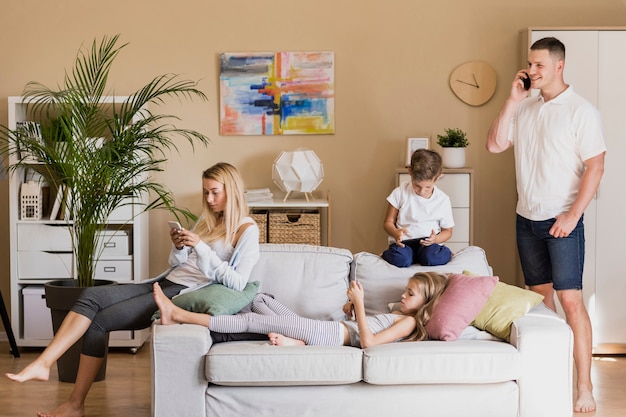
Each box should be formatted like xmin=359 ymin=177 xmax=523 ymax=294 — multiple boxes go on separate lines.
xmin=153 ymin=281 xmax=260 ymax=319
xmin=467 ymin=274 xmax=544 ymax=341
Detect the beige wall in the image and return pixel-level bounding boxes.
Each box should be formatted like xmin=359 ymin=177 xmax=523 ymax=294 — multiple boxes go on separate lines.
xmin=2 ymin=0 xmax=626 ymax=324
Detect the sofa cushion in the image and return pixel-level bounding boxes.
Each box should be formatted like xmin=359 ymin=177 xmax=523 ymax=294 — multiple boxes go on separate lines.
xmin=153 ymin=281 xmax=260 ymax=319
xmin=351 ymin=246 xmax=492 ymax=315
xmin=363 ymin=340 xmax=520 ymax=385
xmin=249 ymin=244 xmax=353 ymax=321
xmin=425 ymin=274 xmax=498 ymax=341
xmin=386 ymin=306 xmax=502 ymax=341
xmin=471 ymin=281 xmax=544 ymax=341
xmin=206 ymin=341 xmax=362 ymax=386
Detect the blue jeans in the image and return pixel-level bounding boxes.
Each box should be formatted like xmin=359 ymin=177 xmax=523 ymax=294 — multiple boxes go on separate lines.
xmin=516 ymin=214 xmax=585 ymax=291
xmin=382 ymin=238 xmax=452 ymax=267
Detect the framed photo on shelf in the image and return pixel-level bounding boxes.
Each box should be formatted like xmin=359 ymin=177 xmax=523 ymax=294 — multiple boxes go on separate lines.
xmin=16 ymin=121 xmax=43 ymax=163
xmin=406 ymin=137 xmax=429 ymax=166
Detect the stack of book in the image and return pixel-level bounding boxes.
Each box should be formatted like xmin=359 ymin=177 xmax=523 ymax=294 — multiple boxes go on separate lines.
xmin=244 ymin=188 xmax=273 ymax=203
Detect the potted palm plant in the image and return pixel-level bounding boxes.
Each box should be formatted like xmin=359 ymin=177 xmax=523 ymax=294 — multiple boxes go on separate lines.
xmin=0 ymin=35 xmax=210 ymax=381
xmin=436 ymin=128 xmax=469 ymax=168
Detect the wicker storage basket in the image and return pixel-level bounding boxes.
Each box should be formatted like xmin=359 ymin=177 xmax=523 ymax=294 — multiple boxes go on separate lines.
xmin=268 ymin=210 xmax=320 ymax=245
xmin=250 ymin=210 xmax=268 ymax=243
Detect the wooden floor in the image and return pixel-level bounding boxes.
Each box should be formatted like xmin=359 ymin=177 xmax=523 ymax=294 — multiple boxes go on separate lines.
xmin=0 ymin=341 xmax=625 ymax=417
xmin=0 ymin=343 xmax=151 ymax=417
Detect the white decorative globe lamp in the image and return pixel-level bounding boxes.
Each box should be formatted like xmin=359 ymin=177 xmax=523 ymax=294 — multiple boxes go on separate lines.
xmin=272 ymin=149 xmax=324 ymax=201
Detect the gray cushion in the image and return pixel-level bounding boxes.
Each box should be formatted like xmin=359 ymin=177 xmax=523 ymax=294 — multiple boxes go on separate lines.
xmin=248 ymin=244 xmax=353 ymax=321
xmin=206 ymin=341 xmax=362 ymax=386
xmin=363 ymin=340 xmax=520 ymax=385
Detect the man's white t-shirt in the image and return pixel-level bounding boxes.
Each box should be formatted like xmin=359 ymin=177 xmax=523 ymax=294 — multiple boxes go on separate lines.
xmin=386 ymin=181 xmax=454 ymax=244
xmin=510 ymin=86 xmax=606 ymax=221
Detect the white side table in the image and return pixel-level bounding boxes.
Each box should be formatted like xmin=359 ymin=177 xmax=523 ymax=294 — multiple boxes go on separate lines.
xmin=248 ymin=193 xmax=331 ymax=246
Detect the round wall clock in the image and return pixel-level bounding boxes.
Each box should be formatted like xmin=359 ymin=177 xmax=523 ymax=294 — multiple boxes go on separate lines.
xmin=449 ymin=61 xmax=497 ymax=106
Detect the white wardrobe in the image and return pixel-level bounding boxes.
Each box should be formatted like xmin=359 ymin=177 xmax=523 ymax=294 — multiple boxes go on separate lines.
xmin=521 ymin=28 xmax=626 ymax=354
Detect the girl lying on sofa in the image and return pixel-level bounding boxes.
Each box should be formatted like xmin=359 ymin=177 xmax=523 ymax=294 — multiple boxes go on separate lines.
xmin=153 ymin=271 xmax=448 ymax=348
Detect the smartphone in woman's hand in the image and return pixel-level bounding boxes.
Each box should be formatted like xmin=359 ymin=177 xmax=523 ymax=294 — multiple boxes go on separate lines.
xmin=168 ymin=221 xmax=182 ymax=231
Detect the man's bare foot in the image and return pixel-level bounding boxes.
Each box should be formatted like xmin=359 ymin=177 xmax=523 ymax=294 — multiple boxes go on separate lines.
xmin=268 ymin=332 xmax=305 ymax=346
xmin=4 ymin=359 xmax=50 ymax=383
xmin=36 ymin=400 xmax=84 ymax=417
xmin=153 ymin=282 xmax=181 ymax=325
xmin=574 ymin=390 xmax=596 ymax=413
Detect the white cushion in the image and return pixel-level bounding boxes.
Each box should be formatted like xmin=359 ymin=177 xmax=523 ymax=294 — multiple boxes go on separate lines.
xmin=249 ymin=244 xmax=353 ymax=321
xmin=350 ymin=246 xmax=492 ymax=315
xmin=206 ymin=341 xmax=362 ymax=386
xmin=363 ymin=340 xmax=520 ymax=385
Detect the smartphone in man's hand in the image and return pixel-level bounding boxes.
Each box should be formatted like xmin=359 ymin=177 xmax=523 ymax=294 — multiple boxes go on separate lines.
xmin=522 ymin=73 xmax=531 ymax=90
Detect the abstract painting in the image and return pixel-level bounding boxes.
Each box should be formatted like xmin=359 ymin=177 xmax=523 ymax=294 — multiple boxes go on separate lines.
xmin=219 ymin=51 xmax=334 ymax=135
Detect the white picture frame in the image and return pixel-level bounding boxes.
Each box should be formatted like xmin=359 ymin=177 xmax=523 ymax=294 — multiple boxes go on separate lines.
xmin=406 ymin=137 xmax=429 ymax=166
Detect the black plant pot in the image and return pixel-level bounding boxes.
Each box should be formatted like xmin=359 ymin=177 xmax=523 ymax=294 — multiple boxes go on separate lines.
xmin=44 ymin=279 xmax=117 ymax=383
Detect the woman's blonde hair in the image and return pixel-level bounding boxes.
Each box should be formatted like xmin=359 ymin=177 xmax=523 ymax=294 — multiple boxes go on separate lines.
xmin=194 ymin=162 xmax=249 ymax=244
xmin=405 ymin=272 xmax=449 ymax=342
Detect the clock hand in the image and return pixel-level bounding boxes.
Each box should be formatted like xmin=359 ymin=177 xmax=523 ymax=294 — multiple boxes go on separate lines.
xmin=455 ymin=79 xmax=479 ymax=88
xmin=472 ymin=73 xmax=480 ymax=88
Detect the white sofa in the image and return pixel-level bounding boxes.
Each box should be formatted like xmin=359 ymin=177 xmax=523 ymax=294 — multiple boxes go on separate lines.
xmin=151 ymin=244 xmax=573 ymax=417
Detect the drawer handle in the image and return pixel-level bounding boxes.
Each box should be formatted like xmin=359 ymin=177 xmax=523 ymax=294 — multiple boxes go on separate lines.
xmin=104 ymin=242 xmax=117 ymax=248
xmin=286 ymin=214 xmax=302 ymax=223
xmin=103 ymin=267 xmax=116 ymax=273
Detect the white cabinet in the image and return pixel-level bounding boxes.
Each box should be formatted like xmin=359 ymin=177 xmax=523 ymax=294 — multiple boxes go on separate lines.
xmin=396 ymin=168 xmax=473 ymax=253
xmin=523 ymin=28 xmax=626 ymax=353
xmin=7 ymin=96 xmax=150 ymax=349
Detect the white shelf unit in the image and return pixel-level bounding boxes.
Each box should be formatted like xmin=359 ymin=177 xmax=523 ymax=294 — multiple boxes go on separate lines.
xmin=7 ymin=96 xmax=150 ymax=350
xmin=396 ymin=168 xmax=474 ymax=253
xmin=248 ymin=193 xmax=331 ymax=246
xmin=522 ymin=28 xmax=626 ymax=354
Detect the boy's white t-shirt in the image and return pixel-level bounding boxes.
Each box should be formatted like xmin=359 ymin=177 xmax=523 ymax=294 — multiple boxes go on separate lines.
xmin=386 ymin=182 xmax=455 ymax=244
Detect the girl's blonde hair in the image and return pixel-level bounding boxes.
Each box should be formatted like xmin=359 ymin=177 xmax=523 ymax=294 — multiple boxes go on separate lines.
xmin=194 ymin=162 xmax=249 ymax=244
xmin=405 ymin=271 xmax=448 ymax=342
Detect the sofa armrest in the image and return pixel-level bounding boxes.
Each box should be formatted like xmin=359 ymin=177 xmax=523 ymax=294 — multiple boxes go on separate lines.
xmin=510 ymin=303 xmax=573 ymax=417
xmin=151 ymin=323 xmax=212 ymax=417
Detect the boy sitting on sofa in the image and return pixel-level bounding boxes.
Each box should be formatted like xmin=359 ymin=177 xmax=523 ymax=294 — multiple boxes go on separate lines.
xmin=382 ymin=149 xmax=454 ymax=267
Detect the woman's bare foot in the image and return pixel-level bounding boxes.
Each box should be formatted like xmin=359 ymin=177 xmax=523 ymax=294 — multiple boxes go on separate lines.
xmin=36 ymin=400 xmax=84 ymax=417
xmin=268 ymin=332 xmax=305 ymax=346
xmin=4 ymin=359 xmax=51 ymax=383
xmin=574 ymin=390 xmax=596 ymax=413
xmin=153 ymin=282 xmax=182 ymax=325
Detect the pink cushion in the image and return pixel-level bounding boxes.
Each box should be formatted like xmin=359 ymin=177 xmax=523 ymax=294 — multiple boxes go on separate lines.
xmin=425 ymin=274 xmax=499 ymax=341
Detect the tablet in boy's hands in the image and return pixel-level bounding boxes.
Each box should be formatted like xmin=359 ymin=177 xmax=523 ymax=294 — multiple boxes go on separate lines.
xmin=168 ymin=221 xmax=182 ymax=231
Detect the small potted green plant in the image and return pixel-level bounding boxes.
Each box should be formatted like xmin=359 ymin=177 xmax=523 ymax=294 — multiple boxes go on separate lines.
xmin=436 ymin=128 xmax=469 ymax=168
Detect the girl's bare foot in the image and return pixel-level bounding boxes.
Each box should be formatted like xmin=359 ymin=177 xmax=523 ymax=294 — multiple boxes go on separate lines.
xmin=36 ymin=400 xmax=84 ymax=417
xmin=268 ymin=332 xmax=305 ymax=346
xmin=153 ymin=282 xmax=181 ymax=325
xmin=4 ymin=359 xmax=50 ymax=383
xmin=574 ymin=390 xmax=596 ymax=413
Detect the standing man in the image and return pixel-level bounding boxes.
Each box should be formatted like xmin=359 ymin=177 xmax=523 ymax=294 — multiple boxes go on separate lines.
xmin=486 ymin=37 xmax=605 ymax=413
